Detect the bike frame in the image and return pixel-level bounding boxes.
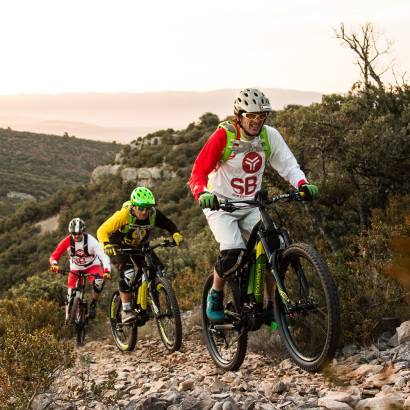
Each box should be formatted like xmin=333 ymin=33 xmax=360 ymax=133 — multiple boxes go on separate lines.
xmin=69 ymin=270 xmax=100 ymax=301
xmin=115 ymin=240 xmax=175 ymax=325
xmin=221 ymin=191 xmax=310 ymax=313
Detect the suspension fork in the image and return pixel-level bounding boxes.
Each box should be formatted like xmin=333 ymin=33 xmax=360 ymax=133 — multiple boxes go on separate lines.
xmin=137 ymin=271 xmax=148 ymax=310
xmin=290 ymin=258 xmax=310 ymax=296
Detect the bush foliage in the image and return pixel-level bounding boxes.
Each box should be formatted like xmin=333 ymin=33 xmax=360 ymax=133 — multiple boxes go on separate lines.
xmin=0 ymin=298 xmax=73 ymax=408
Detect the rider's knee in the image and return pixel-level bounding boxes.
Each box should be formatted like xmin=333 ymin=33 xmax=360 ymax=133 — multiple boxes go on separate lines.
xmin=119 ymin=268 xmax=137 ymax=292
xmin=215 ymin=249 xmax=244 ymax=278
xmin=93 ymin=277 xmax=104 ymax=293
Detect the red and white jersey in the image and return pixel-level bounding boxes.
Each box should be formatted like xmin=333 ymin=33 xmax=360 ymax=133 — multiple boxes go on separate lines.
xmin=49 ymin=233 xmax=110 ymax=272
xmin=189 ymin=124 xmax=307 ymax=201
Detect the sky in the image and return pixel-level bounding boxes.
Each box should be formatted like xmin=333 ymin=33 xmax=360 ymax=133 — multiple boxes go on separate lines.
xmin=0 ymin=0 xmax=409 ymax=95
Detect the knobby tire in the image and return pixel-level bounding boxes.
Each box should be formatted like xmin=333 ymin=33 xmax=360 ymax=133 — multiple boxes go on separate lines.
xmin=152 ymin=276 xmax=182 ymax=352
xmin=109 ymin=291 xmax=138 ymax=351
xmin=274 ymin=243 xmax=340 ymax=372
xmin=202 ymin=273 xmax=248 ymax=371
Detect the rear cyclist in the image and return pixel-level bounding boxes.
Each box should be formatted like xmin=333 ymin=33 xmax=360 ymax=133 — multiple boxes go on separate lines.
xmin=49 ymin=217 xmax=111 ymax=321
xmin=97 ymin=186 xmax=183 ymax=323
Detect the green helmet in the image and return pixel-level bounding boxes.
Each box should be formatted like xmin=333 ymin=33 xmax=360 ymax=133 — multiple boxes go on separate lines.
xmin=130 ymin=187 xmax=155 ymax=207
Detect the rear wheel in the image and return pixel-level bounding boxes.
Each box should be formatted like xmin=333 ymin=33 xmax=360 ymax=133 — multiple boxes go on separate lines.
xmin=109 ymin=291 xmax=138 ymax=351
xmin=202 ymin=274 xmax=248 ymax=371
xmin=273 ymin=243 xmax=340 ymax=372
xmin=151 ymin=277 xmax=182 ymax=352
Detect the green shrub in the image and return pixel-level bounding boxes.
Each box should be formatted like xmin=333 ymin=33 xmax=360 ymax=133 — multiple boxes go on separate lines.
xmin=0 ymin=297 xmax=73 ymax=408
xmin=9 ymin=271 xmax=66 ymax=305
xmin=330 ymin=195 xmax=410 ymax=343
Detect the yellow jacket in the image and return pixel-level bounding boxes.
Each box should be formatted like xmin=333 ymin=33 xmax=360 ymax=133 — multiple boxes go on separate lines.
xmin=97 ymin=206 xmax=178 ymax=248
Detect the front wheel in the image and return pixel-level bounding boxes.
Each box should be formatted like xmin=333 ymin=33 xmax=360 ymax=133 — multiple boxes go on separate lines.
xmin=273 ymin=243 xmax=340 ymax=372
xmin=70 ymin=297 xmax=87 ymax=346
xmin=109 ymin=291 xmax=138 ymax=351
xmin=151 ymin=277 xmax=182 ymax=352
xmin=201 ymin=274 xmax=248 ymax=371
xmin=69 ymin=296 xmax=82 ymax=325
xmin=76 ymin=307 xmax=86 ymax=346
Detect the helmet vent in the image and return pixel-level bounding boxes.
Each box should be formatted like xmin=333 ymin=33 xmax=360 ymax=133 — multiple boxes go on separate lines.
xmin=233 ymin=88 xmax=272 ymax=114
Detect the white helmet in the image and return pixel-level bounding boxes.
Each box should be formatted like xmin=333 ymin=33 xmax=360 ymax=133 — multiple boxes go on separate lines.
xmin=68 ymin=218 xmax=86 ymax=234
xmin=234 ymin=88 xmax=272 ymax=115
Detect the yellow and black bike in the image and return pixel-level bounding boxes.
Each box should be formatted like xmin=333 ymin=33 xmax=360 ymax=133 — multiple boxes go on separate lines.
xmin=109 ymin=240 xmax=182 ymax=352
xmin=202 ymin=189 xmax=340 ymax=372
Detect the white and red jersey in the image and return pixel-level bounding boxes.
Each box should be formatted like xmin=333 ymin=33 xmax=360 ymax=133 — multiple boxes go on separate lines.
xmin=189 ymin=123 xmax=307 ymax=201
xmin=49 ymin=233 xmax=110 ymax=272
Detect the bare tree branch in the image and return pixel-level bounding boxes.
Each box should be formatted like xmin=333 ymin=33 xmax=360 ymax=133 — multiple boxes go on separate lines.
xmin=334 ymin=22 xmax=393 ymax=91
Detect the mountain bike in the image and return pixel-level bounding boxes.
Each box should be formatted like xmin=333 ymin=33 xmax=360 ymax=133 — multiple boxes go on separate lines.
xmin=201 ymin=189 xmax=340 ymax=372
xmin=59 ymin=269 xmax=104 ymax=346
xmin=109 ymin=239 xmax=182 ymax=352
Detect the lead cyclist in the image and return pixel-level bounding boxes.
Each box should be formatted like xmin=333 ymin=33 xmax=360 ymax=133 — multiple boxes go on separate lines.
xmin=188 ymin=87 xmax=318 ymax=323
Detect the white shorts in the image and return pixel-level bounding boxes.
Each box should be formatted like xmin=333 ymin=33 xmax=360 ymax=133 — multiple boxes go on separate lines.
xmin=204 ymin=207 xmax=260 ymax=251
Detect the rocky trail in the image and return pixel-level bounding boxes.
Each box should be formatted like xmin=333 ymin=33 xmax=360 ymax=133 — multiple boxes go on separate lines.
xmin=33 ymin=314 xmax=410 ymax=410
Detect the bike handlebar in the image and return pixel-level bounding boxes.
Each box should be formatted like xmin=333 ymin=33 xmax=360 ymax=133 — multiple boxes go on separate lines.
xmin=115 ymin=239 xmax=176 ymax=255
xmin=219 ymin=190 xmax=304 ymax=212
xmin=52 ymin=269 xmax=104 ymax=279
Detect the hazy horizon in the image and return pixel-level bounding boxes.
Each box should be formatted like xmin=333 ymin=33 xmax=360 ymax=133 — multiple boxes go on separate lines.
xmin=1 ymin=1 xmax=408 ymax=142
xmin=0 ymin=88 xmax=323 ymax=143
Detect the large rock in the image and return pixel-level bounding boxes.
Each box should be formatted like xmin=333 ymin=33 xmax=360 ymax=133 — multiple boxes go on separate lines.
xmin=91 ymin=164 xmax=121 ymax=182
xmin=396 ymin=321 xmax=410 ymax=344
xmin=6 ymin=191 xmax=36 ymax=201
xmin=121 ymin=167 xmax=138 ymax=182
xmin=356 ymin=395 xmax=404 ymax=409
xmin=91 ymin=164 xmax=175 ymax=185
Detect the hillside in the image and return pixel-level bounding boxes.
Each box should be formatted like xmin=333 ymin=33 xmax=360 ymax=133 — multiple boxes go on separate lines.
xmin=0 ymin=82 xmax=409 ymax=407
xmin=0 ymin=89 xmax=322 ymax=142
xmin=0 ymin=84 xmax=409 ymax=344
xmin=0 ymin=128 xmax=122 ymax=218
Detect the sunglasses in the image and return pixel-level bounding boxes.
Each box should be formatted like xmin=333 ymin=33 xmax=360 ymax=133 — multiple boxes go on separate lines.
xmin=72 ymin=233 xmax=83 ymax=238
xmin=135 ymin=206 xmax=151 ymax=212
xmin=241 ymin=112 xmax=269 ymax=120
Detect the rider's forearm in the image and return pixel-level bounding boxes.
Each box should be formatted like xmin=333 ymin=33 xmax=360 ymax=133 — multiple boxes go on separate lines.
xmin=155 ymin=209 xmax=179 ymax=235
xmin=50 ymin=236 xmax=70 ymax=264
xmin=189 ymin=129 xmax=227 ymax=200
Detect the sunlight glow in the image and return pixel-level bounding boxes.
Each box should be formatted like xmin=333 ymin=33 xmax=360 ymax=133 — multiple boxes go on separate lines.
xmin=0 ymin=0 xmax=408 ymax=95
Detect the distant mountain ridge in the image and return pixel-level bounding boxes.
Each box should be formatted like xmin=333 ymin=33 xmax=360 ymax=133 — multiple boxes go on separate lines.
xmin=0 ymin=128 xmax=121 ymax=218
xmin=0 ymin=89 xmax=322 ymax=143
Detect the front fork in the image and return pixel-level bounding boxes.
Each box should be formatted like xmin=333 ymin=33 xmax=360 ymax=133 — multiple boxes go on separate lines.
xmin=137 ymin=271 xmax=161 ymax=318
xmin=267 ymin=248 xmax=310 ymax=312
